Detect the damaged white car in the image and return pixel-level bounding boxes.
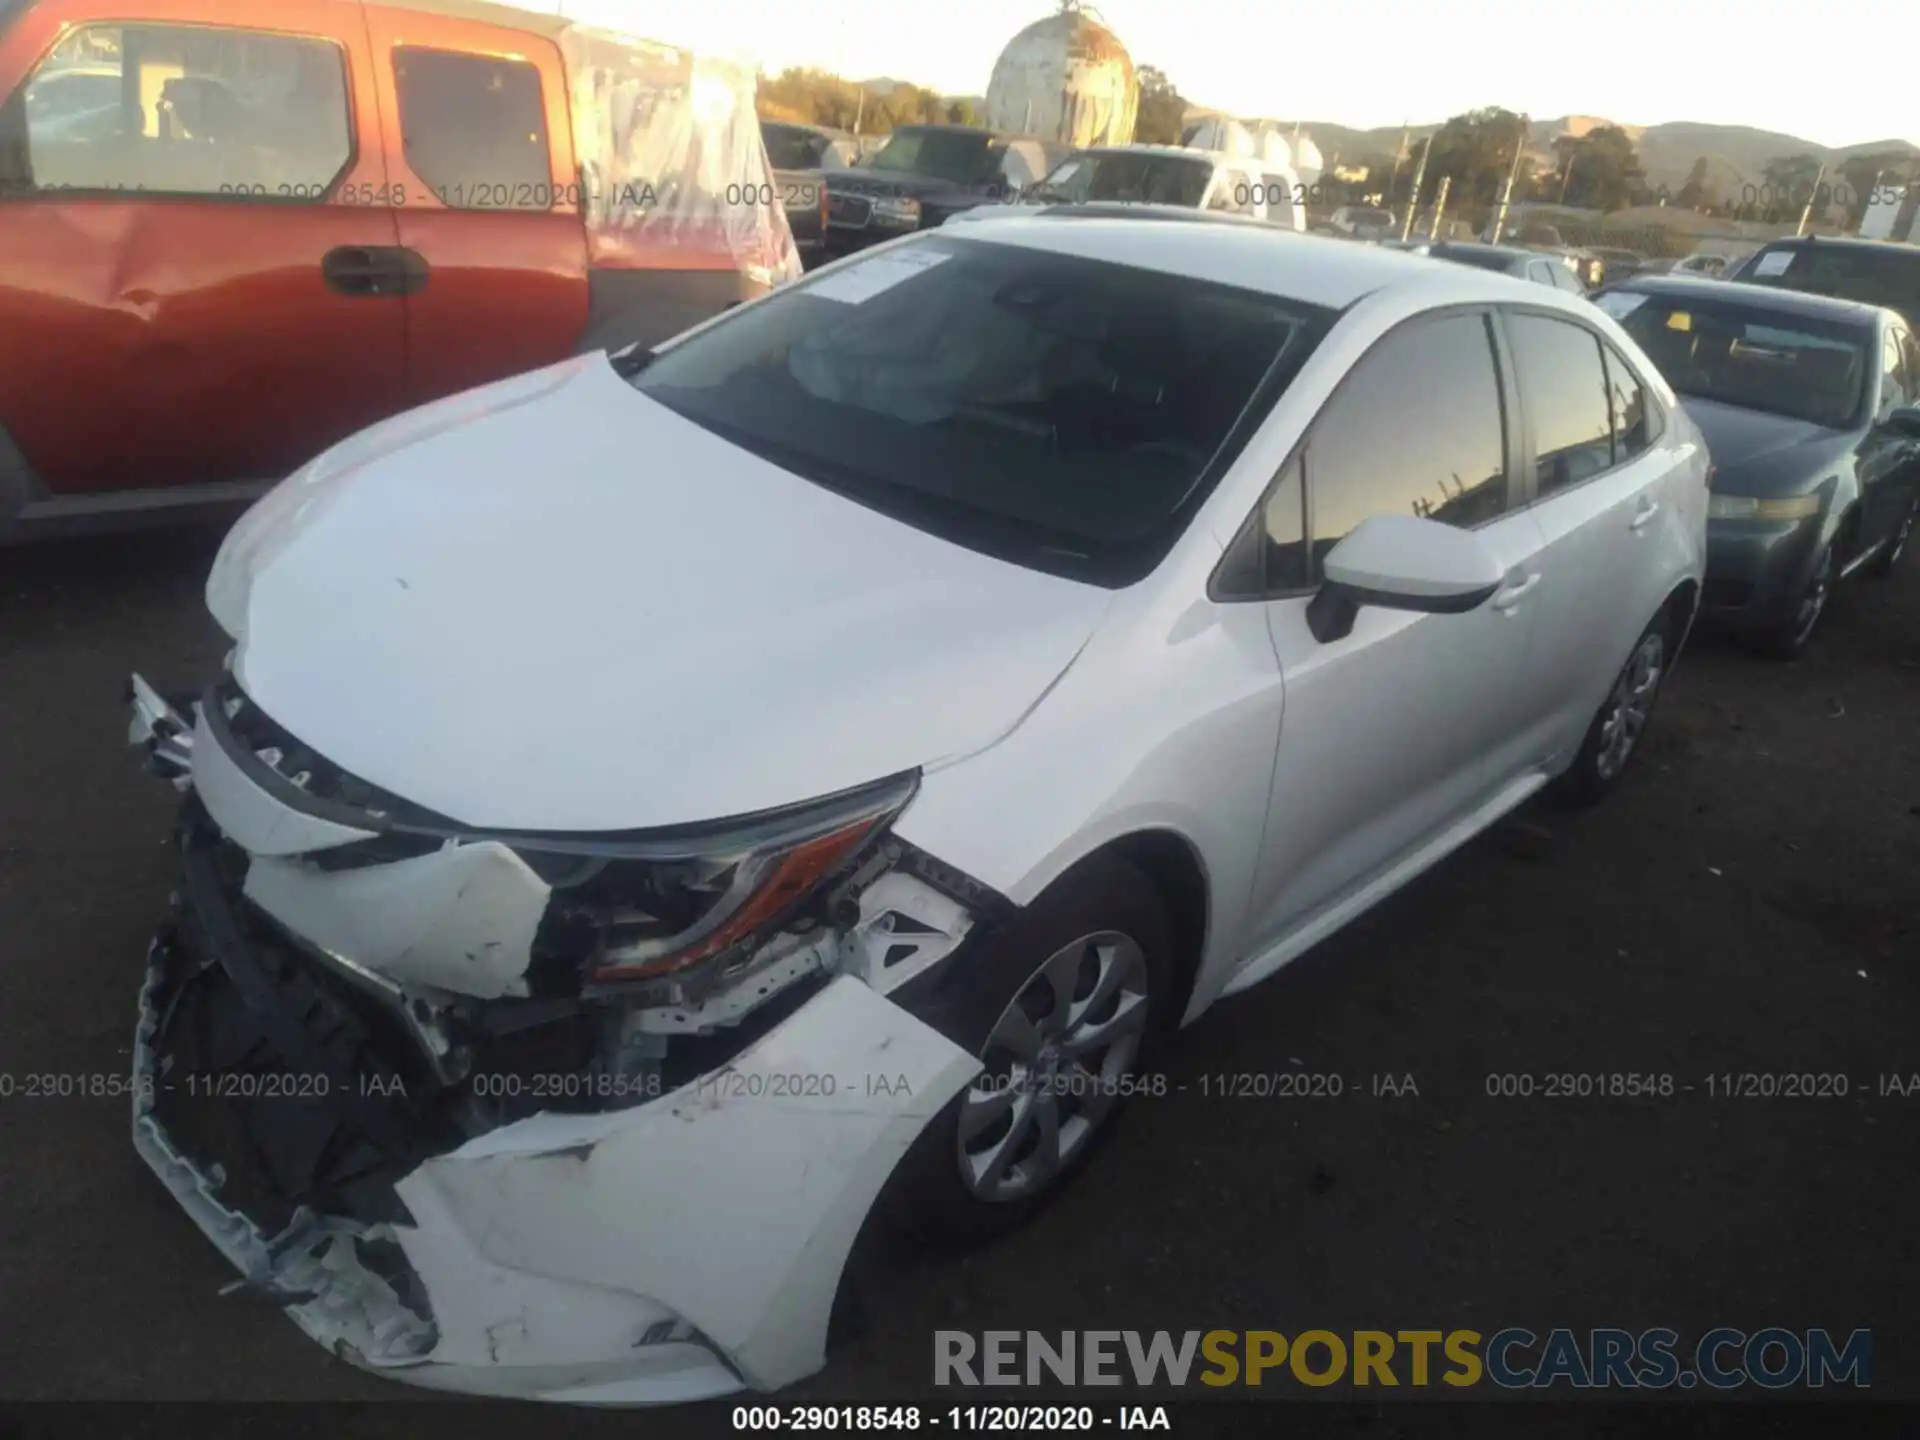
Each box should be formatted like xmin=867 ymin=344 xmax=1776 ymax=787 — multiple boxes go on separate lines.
xmin=126 ymin=216 xmax=1706 ymax=1403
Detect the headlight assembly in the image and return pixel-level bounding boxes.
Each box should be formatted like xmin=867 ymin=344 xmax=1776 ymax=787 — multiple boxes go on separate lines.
xmin=871 ymin=196 xmax=922 ymax=225
xmin=1708 ymin=493 xmax=1822 ymax=521
xmin=516 ymin=772 xmax=919 ymax=989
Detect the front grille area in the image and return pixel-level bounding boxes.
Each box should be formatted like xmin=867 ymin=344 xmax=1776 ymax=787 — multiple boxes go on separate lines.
xmin=826 ymin=192 xmax=873 ymax=228
xmin=148 ymin=808 xmax=459 ymax=1230
xmin=209 ymin=678 xmax=444 ymax=865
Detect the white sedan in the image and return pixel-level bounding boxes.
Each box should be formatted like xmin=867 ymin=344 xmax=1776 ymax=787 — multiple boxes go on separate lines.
xmin=126 ymin=215 xmax=1708 ymax=1403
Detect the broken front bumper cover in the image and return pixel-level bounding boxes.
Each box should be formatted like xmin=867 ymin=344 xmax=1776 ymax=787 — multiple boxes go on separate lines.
xmin=126 ymin=686 xmax=982 ymax=1403
xmin=133 ymin=915 xmax=978 ymax=1401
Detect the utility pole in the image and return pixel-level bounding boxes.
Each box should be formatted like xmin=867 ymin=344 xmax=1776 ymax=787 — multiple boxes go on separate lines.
xmin=1490 ymin=113 xmax=1528 ymax=243
xmin=1386 ymin=121 xmax=1409 ymax=203
xmin=1431 ymin=174 xmax=1452 ymax=240
xmin=1400 ymin=134 xmax=1431 ymax=241
xmin=1796 ymin=160 xmax=1827 ymax=236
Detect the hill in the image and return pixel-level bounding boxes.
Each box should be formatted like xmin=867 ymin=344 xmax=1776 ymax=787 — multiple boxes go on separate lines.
xmin=1272 ymin=115 xmax=1919 ymax=195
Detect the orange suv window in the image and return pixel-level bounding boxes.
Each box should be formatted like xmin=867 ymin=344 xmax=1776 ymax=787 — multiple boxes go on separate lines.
xmin=393 ymin=47 xmax=549 ymax=210
xmin=14 ymin=22 xmax=351 ymax=200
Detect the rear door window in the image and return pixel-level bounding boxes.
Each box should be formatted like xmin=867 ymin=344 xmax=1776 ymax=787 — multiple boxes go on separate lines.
xmin=13 ymin=23 xmax=351 ymax=198
xmin=1506 ymin=312 xmax=1615 ymax=496
xmin=393 ymin=47 xmax=549 ymax=209
xmin=1602 ymin=342 xmax=1660 ymax=458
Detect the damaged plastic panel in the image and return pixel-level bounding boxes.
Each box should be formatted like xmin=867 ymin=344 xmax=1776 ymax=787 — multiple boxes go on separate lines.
xmin=560 ymin=25 xmax=802 ymax=289
xmin=124 ymin=669 xmax=1001 ymax=1397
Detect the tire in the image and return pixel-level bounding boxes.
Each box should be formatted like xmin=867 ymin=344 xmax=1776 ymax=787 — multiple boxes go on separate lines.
xmin=1868 ymin=497 xmax=1916 ymax=578
xmin=1753 ymin=538 xmax=1836 ymax=659
xmin=887 ymin=854 xmax=1174 ymax=1246
xmin=1551 ymin=608 xmax=1674 ymax=808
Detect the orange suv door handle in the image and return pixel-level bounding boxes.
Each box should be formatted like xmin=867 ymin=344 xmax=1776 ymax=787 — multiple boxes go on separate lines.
xmin=322 ymin=246 xmax=429 ymax=298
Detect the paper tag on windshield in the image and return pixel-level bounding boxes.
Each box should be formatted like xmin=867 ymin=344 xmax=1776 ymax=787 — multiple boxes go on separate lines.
xmin=1594 ymin=292 xmax=1649 ymax=320
xmin=805 ymin=248 xmax=950 ymax=304
xmin=1752 ymin=250 xmax=1793 ymax=277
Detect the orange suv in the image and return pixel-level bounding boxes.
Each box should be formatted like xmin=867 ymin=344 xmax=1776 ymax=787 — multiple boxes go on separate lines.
xmin=0 ymin=0 xmax=799 ymax=539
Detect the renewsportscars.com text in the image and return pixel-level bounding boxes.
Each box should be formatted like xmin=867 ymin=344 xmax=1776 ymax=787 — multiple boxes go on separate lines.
xmin=934 ymin=1328 xmax=1872 ymax=1389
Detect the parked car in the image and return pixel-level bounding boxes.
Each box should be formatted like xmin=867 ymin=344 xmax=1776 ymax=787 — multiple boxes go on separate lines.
xmin=1009 ymin=144 xmax=1306 ymax=230
xmin=1589 ymin=247 xmax=1648 ymax=283
xmin=1594 ymin=276 xmax=1920 ymax=655
xmin=0 ymin=0 xmax=801 ymax=543
xmin=1666 ymin=251 xmax=1736 ymax=279
xmin=1429 ymin=241 xmax=1589 ymax=294
xmin=125 ymin=216 xmax=1705 ymax=1404
xmin=1725 ymin=235 xmax=1920 ymax=330
xmin=820 ymin=122 xmax=1067 ymax=257
xmin=761 ymin=120 xmax=855 ymax=266
xmin=1328 ymin=203 xmax=1396 ymax=240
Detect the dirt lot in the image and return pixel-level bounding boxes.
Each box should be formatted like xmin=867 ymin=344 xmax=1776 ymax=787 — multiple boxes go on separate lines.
xmin=2 ymin=526 xmax=1916 ymax=1407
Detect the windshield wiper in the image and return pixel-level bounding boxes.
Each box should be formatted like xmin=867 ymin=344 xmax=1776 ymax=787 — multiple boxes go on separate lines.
xmin=608 ymin=345 xmax=657 ymax=378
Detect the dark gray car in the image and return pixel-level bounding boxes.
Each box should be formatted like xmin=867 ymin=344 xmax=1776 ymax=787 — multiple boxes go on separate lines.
xmin=1429 ymin=242 xmax=1588 ymax=295
xmin=1594 ymin=275 xmax=1920 ymax=656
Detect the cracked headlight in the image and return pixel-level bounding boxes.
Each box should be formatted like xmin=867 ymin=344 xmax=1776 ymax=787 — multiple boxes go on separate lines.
xmin=523 ymin=772 xmax=919 ymax=986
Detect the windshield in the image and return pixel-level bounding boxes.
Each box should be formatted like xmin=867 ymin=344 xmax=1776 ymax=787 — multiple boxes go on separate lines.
xmin=866 ymin=128 xmax=998 ymax=186
xmin=1596 ymin=290 xmax=1869 ymax=428
xmin=629 ymin=234 xmax=1333 ymax=585
xmin=1032 ymin=152 xmax=1212 ymax=208
xmin=1434 ymin=247 xmax=1516 ymax=273
xmin=1737 ymin=245 xmax=1920 ymax=326
xmin=761 ymin=124 xmax=821 ymax=171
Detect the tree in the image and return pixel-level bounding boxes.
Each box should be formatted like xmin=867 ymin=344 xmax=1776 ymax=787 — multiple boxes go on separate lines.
xmin=1550 ymin=124 xmax=1644 ymax=210
xmin=1758 ymin=153 xmax=1822 ymax=222
xmin=1347 ymin=149 xmax=1400 ymax=205
xmin=1837 ymin=148 xmax=1914 ymax=228
xmin=1675 ymin=156 xmax=1715 ymax=211
xmin=1425 ymin=107 xmax=1528 ymax=218
xmin=946 ymin=98 xmax=981 ymax=127
xmin=1134 ymin=65 xmax=1186 ymax=145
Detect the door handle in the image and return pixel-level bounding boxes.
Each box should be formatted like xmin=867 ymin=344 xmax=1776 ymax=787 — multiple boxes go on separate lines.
xmin=1490 ymin=573 xmax=1541 ymax=611
xmin=1630 ymin=498 xmax=1661 ymax=531
xmin=322 ymin=246 xmax=427 ymax=297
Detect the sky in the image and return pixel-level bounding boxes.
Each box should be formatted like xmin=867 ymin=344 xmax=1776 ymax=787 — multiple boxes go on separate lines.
xmin=545 ymin=0 xmax=1919 ymax=149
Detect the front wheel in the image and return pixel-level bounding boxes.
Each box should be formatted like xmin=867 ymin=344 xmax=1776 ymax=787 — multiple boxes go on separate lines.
xmin=1753 ymin=540 xmax=1835 ymax=659
xmin=1552 ymin=611 xmax=1672 ymax=808
xmin=890 ymin=854 xmax=1173 ymax=1245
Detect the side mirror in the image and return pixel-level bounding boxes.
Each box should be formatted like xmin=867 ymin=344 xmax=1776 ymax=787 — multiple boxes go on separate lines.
xmin=1884 ymin=405 xmax=1920 ymax=438
xmin=1306 ymin=514 xmax=1506 ymax=643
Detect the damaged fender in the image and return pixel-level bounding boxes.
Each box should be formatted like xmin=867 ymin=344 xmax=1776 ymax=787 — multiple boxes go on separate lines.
xmin=395 ymin=976 xmax=978 ymax=1395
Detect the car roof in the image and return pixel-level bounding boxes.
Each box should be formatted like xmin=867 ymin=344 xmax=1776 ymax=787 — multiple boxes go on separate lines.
xmin=1075 ymin=144 xmax=1229 ymax=162
xmin=1431 ymin=242 xmax=1536 ymax=261
xmin=1613 ymin=273 xmax=1891 ymax=327
xmin=377 ymin=0 xmax=572 ymax=38
xmin=1746 ymin=235 xmax=1920 ymax=259
xmin=939 ymin=214 xmax=1598 ymax=311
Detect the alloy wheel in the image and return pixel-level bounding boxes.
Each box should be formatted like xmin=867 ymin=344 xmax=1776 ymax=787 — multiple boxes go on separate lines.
xmin=957 ymin=930 xmax=1150 ymax=1203
xmin=1594 ymin=631 xmax=1666 ymax=781
xmin=1790 ymin=544 xmax=1835 ymax=648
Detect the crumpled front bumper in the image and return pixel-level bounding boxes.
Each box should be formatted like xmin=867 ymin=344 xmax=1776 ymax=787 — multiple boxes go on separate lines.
xmin=126 ymin=682 xmax=980 ymax=1404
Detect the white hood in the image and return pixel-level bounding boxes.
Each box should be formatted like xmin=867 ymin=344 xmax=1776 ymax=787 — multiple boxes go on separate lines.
xmin=209 ymin=357 xmax=1111 ymax=832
